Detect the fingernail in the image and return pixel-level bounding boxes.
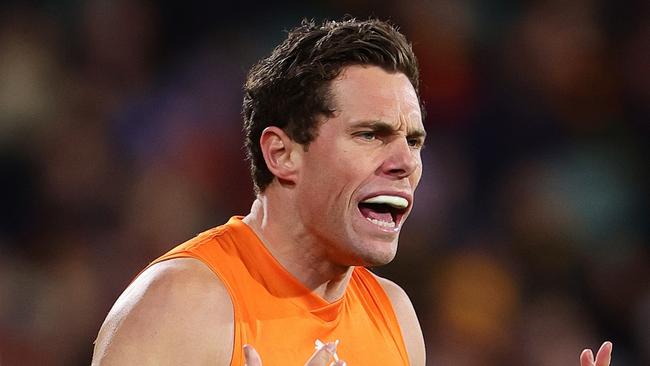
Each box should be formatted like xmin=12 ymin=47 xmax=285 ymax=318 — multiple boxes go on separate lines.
xmin=603 ymin=341 xmax=613 ymax=358
xmin=599 ymin=341 xmax=612 ymax=353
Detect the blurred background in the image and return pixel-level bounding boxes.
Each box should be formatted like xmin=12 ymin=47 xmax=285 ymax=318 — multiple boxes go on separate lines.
xmin=0 ymin=0 xmax=648 ymax=365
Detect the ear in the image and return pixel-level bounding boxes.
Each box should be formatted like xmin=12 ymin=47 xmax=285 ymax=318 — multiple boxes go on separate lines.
xmin=259 ymin=126 xmax=302 ymax=185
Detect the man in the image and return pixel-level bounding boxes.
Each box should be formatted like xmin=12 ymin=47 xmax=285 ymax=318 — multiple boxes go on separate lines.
xmin=92 ymin=18 xmax=612 ymax=366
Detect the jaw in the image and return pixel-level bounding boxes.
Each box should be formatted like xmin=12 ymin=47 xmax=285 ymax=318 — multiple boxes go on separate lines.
xmin=341 ymin=206 xmax=405 ymax=266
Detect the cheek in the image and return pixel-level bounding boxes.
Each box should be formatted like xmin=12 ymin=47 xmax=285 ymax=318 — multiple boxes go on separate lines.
xmin=304 ymin=137 xmax=377 ymax=197
xmin=301 ymin=155 xmax=353 ymax=200
xmin=411 ymin=159 xmax=424 ymax=187
xmin=311 ymin=146 xmax=360 ymax=181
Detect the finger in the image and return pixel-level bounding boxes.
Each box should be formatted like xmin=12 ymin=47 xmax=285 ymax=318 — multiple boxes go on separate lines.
xmin=305 ymin=341 xmax=338 ymax=366
xmin=244 ymin=344 xmax=263 ymax=366
xmin=580 ymin=348 xmax=595 ymax=366
xmin=594 ymin=341 xmax=612 ymax=366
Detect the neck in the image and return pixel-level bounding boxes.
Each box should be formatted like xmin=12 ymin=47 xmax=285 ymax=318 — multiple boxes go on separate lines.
xmin=242 ymin=195 xmax=354 ymax=303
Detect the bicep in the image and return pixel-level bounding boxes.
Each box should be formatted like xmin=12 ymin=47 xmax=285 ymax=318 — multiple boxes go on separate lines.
xmin=92 ymin=258 xmax=234 ymax=365
xmin=377 ymin=276 xmax=426 ymax=366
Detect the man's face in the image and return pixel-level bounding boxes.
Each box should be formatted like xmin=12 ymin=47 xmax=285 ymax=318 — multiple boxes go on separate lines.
xmin=295 ymin=65 xmax=425 ymax=267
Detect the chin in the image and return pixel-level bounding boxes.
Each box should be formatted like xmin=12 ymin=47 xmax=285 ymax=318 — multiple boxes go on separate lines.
xmin=362 ymin=255 xmax=396 ymax=268
xmin=352 ymin=239 xmax=399 ymax=267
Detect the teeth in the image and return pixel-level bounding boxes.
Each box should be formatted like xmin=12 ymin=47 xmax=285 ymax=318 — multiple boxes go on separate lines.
xmin=367 ymin=217 xmax=396 ymax=228
xmin=361 ymin=195 xmax=408 ymax=209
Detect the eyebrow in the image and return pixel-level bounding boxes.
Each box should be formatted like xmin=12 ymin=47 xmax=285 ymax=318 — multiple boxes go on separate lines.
xmin=348 ymin=120 xmax=427 ymax=140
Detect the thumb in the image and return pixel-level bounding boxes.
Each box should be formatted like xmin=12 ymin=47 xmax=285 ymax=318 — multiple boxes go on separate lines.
xmin=244 ymin=344 xmax=262 ymax=366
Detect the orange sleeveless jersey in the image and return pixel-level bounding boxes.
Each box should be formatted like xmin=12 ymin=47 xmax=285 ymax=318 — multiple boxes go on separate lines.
xmin=147 ymin=216 xmax=410 ymax=365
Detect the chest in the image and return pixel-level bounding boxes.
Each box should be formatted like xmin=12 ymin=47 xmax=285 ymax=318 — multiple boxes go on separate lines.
xmin=232 ymin=293 xmax=408 ymax=365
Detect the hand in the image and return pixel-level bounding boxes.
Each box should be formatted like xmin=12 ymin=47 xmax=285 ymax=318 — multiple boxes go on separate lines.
xmin=580 ymin=341 xmax=612 ymax=366
xmin=244 ymin=341 xmax=346 ymax=366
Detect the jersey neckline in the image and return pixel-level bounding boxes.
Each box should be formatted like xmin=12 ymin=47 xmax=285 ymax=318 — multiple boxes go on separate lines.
xmin=226 ymin=216 xmax=348 ymax=322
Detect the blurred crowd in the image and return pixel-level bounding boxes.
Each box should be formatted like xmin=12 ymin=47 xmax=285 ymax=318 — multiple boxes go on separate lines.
xmin=0 ymin=0 xmax=647 ymax=365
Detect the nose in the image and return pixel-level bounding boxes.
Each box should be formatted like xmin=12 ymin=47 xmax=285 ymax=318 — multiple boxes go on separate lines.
xmin=381 ymin=137 xmax=420 ymax=179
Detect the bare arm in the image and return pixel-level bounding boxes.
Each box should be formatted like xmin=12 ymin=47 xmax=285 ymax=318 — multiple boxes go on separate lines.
xmin=92 ymin=258 xmax=234 ymax=365
xmin=376 ymin=276 xmax=426 ymax=366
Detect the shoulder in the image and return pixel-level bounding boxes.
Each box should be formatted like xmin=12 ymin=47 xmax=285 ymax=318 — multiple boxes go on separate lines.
xmin=374 ymin=274 xmax=426 ymax=366
xmin=92 ymin=258 xmax=234 ymax=366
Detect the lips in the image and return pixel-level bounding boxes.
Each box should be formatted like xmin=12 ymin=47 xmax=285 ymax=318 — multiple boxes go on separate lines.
xmin=358 ymin=194 xmax=411 ymax=229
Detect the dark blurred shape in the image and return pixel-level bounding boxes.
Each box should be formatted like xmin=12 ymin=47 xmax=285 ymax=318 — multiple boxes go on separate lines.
xmin=0 ymin=147 xmax=40 ymax=246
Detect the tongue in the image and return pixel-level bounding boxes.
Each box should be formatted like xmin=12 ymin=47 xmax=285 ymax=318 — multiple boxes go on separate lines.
xmin=359 ymin=206 xmax=394 ymax=223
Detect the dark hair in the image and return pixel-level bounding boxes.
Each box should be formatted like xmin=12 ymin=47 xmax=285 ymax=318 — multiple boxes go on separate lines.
xmin=243 ymin=18 xmax=421 ymax=193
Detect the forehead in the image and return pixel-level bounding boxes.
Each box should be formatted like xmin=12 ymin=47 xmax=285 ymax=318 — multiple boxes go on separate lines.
xmin=329 ymin=65 xmax=423 ymax=129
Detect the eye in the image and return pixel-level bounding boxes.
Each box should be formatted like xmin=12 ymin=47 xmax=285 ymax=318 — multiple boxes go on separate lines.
xmin=357 ymin=131 xmax=377 ymax=141
xmin=407 ymin=137 xmax=424 ymax=149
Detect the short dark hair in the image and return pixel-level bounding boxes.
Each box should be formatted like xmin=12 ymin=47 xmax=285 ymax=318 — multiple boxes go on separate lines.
xmin=243 ymin=18 xmax=421 ymax=193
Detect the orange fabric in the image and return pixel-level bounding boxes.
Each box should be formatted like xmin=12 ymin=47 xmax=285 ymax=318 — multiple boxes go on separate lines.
xmin=148 ymin=216 xmax=410 ymax=365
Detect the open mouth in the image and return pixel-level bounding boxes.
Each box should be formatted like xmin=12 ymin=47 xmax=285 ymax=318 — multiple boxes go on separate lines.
xmin=358 ymin=195 xmax=409 ymax=230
